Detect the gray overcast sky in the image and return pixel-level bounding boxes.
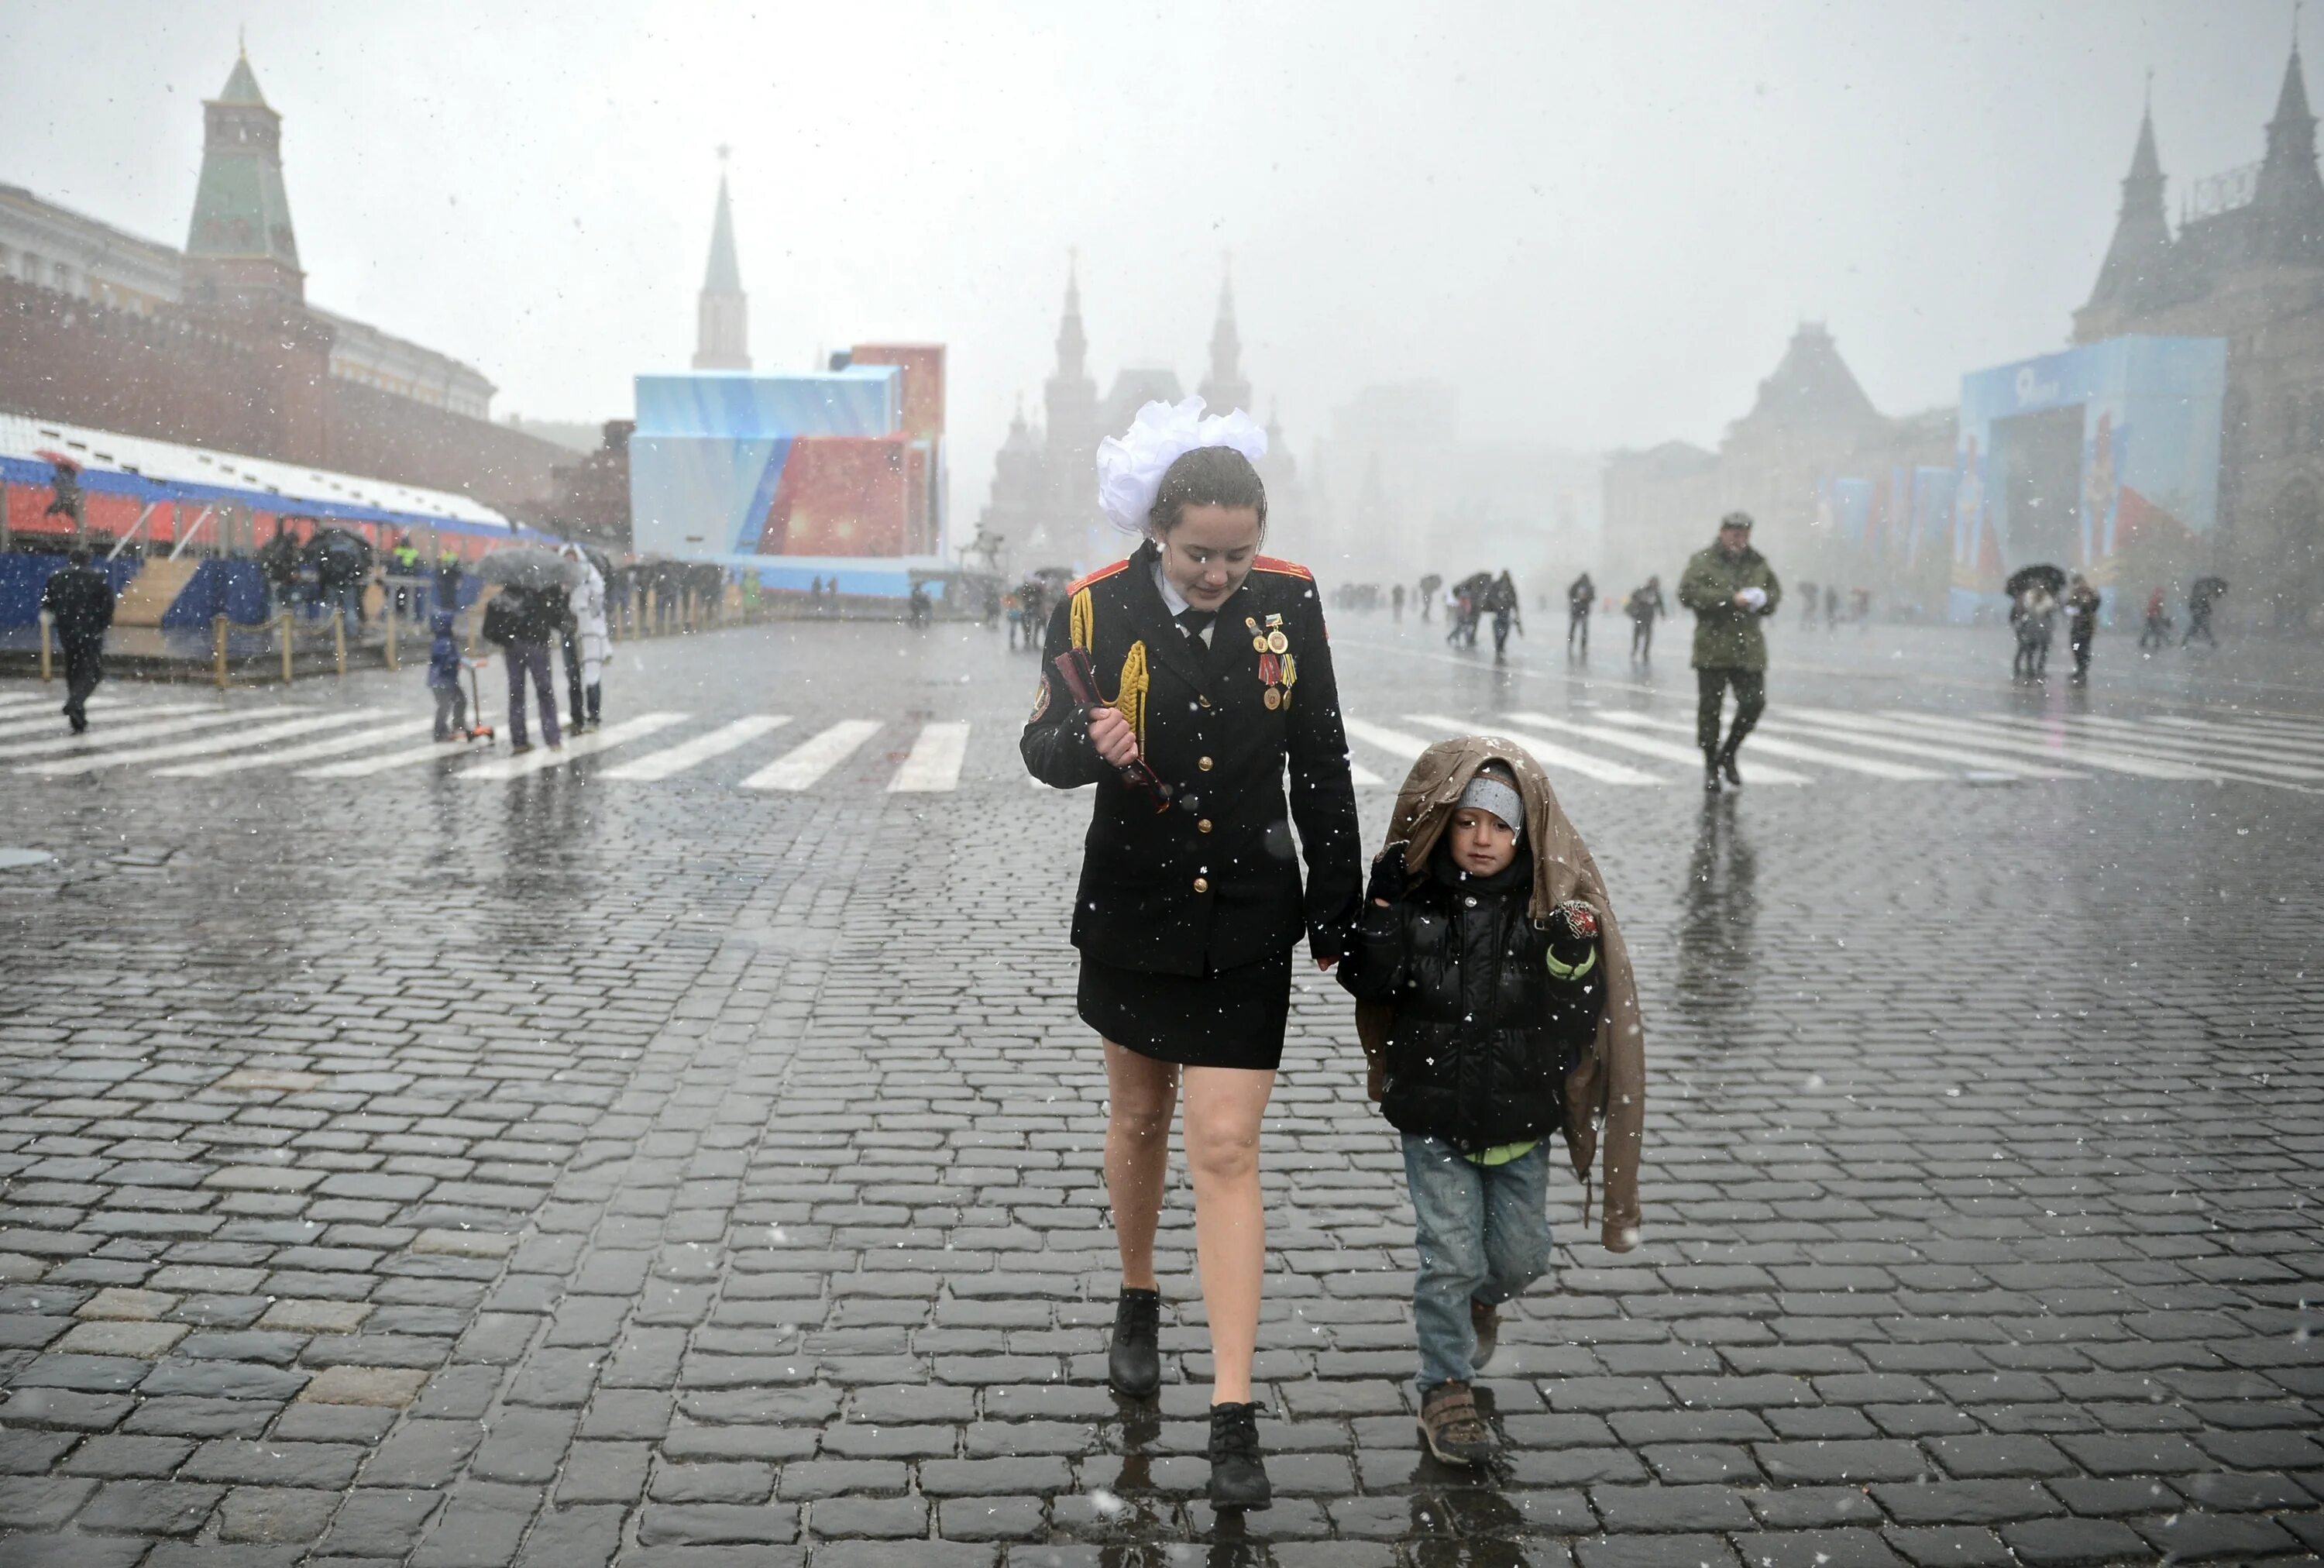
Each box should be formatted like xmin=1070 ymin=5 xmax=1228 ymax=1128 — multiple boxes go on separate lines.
xmin=0 ymin=1 xmax=2294 ymax=513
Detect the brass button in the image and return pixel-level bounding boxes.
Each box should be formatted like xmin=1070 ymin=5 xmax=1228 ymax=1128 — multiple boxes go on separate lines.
xmin=1193 ymin=876 xmax=1209 ymax=892
xmin=1198 ymin=819 xmax=1213 ymax=834
xmin=1198 ymin=695 xmax=1212 ymax=708
xmin=1198 ymin=756 xmax=1214 ymax=772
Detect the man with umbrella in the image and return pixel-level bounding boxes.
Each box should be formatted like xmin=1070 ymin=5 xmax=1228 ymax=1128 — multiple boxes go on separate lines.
xmin=476 ymin=547 xmax=585 ymax=752
xmin=2183 ymin=576 xmax=2226 ymax=648
xmin=2006 ymin=565 xmax=2064 ymax=682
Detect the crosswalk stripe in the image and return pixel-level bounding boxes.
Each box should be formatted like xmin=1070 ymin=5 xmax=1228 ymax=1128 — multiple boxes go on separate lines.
xmin=1514 ymin=711 xmax=1814 ymax=784
xmin=2192 ymin=712 xmax=2324 ymax=741
xmin=2008 ymin=714 xmax=2324 ymax=781
xmin=0 ymin=699 xmax=195 ymax=744
xmin=1760 ymin=717 xmax=2079 ymax=780
xmin=1342 ymin=717 xmax=1442 ymax=766
xmin=20 ymin=710 xmax=386 ymax=776
xmin=1405 ymin=714 xmax=1665 ymax=786
xmin=1590 ymin=711 xmax=1943 ymax=781
xmin=301 ymin=738 xmax=476 ymax=779
xmin=0 ymin=693 xmax=64 ymax=715
xmin=889 ymin=722 xmax=971 ymax=793
xmin=1882 ymin=710 xmax=2318 ymax=792
xmin=0 ymin=708 xmax=260 ymax=762
xmin=2145 ymin=714 xmax=2324 ymax=762
xmin=602 ymin=716 xmax=792 ymax=782
xmin=459 ymin=714 xmax=689 ymax=780
xmin=1346 ymin=758 xmax=1386 ymax=787
xmin=742 ymin=720 xmax=882 ymax=791
xmin=156 ymin=720 xmax=434 ymax=778
xmin=1800 ymin=708 xmax=2223 ymax=782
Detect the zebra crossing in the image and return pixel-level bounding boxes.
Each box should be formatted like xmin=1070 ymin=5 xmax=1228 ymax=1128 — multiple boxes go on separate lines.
xmin=5 ymin=686 xmax=2324 ymax=797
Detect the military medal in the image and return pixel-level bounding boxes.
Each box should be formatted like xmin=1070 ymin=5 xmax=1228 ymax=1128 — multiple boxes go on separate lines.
xmin=1257 ymin=614 xmax=1293 ymax=710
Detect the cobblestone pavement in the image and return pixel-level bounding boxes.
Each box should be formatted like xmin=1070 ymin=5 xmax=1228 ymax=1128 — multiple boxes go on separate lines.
xmin=0 ymin=616 xmax=2319 ymax=1567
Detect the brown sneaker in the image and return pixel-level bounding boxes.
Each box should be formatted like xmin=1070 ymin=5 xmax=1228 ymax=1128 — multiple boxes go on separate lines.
xmin=1417 ymin=1380 xmax=1494 ymax=1466
xmin=1470 ymin=1298 xmax=1500 ymax=1370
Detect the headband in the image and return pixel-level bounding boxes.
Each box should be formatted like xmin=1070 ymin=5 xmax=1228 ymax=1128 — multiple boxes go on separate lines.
xmin=1094 ymin=395 xmax=1268 ymax=536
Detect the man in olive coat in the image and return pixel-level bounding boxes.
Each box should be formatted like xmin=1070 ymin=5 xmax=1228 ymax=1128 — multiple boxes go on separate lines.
xmin=1677 ymin=511 xmax=1782 ymax=793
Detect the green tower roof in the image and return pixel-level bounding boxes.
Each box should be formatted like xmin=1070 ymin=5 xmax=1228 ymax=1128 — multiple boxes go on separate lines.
xmin=187 ymin=48 xmax=299 ymax=270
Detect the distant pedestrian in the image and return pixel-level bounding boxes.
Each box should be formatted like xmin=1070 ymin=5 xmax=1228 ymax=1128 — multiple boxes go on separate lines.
xmin=1566 ymin=572 xmax=1594 ymax=655
xmin=2064 ymin=575 xmax=2102 ymax=685
xmin=1340 ymin=738 xmax=1644 ymax=1467
xmin=2138 ymin=587 xmax=2173 ymax=652
xmin=2182 ymin=578 xmax=2223 ymax=647
xmin=1625 ymin=576 xmax=1665 ymax=661
xmin=260 ymin=523 xmax=304 ymax=617
xmin=1489 ymin=571 xmax=1522 ymax=658
xmin=907 ymin=580 xmax=933 ymax=629
xmin=481 ymin=586 xmax=562 ymax=754
xmin=435 ymin=547 xmax=465 ymax=617
xmin=2012 ymin=584 xmax=2057 ymax=680
xmin=1679 ymin=511 xmax=1780 ymax=793
xmin=566 ymin=545 xmax=609 ymax=730
xmin=1798 ymin=580 xmax=1819 ymax=630
xmin=1823 ymin=584 xmax=1840 ymax=631
xmin=1393 ymin=583 xmax=1407 ymax=622
xmin=427 ymin=611 xmax=467 ymax=741
xmin=40 ymin=548 xmax=115 ymax=734
xmin=389 ymin=531 xmax=425 ymax=621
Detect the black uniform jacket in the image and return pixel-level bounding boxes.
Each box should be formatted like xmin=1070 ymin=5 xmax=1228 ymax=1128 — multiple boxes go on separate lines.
xmin=1337 ymin=848 xmax=1605 ymax=1153
xmin=1020 ymin=541 xmax=1363 ymax=978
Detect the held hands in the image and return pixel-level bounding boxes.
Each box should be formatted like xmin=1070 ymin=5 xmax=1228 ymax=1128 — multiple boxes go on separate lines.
xmin=1085 ymin=704 xmax=1140 ymax=768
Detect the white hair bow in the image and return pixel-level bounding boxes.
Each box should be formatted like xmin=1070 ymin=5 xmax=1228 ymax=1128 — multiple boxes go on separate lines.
xmin=1094 ymin=396 xmax=1268 ymax=537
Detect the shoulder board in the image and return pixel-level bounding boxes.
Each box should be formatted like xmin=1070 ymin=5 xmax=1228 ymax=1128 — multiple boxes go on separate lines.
xmin=1250 ymin=555 xmax=1314 ymax=581
xmin=1067 ymin=559 xmax=1133 ymax=596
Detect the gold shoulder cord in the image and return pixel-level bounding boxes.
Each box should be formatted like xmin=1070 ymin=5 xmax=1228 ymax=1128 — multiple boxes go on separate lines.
xmin=1067 ymin=587 xmax=1150 ymax=754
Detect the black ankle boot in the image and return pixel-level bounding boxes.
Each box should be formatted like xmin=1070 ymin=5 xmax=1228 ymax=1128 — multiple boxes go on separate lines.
xmin=1720 ymin=748 xmax=1742 ymax=787
xmin=1206 ymin=1400 xmax=1271 ymax=1509
xmin=1107 ymin=1288 xmax=1161 ymax=1399
xmin=1703 ymin=751 xmax=1723 ymax=793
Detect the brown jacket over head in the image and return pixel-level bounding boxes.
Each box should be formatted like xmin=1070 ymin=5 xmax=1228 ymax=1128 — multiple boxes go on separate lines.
xmin=1354 ymin=734 xmax=1645 ymax=1251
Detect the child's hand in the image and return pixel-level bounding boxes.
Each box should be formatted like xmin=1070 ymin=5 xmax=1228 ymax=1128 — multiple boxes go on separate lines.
xmin=1365 ymin=841 xmax=1411 ymax=907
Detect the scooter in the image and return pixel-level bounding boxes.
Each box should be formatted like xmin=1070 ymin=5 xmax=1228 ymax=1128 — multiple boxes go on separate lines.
xmin=459 ymin=655 xmax=496 ymax=744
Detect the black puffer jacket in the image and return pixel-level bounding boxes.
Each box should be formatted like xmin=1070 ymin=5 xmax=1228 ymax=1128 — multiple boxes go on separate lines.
xmin=1337 ymin=845 xmax=1604 ymax=1152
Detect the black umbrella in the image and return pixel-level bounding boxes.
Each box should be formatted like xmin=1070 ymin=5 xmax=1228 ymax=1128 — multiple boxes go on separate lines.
xmin=2192 ymin=575 xmax=2229 ymax=597
xmin=2006 ymin=563 xmax=2067 ymax=598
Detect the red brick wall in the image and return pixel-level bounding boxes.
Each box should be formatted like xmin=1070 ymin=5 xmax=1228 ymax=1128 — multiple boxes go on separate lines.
xmin=0 ymin=277 xmax=565 ymax=515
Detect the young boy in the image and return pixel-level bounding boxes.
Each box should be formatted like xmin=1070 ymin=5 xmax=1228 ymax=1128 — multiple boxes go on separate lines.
xmin=1338 ymin=753 xmax=1623 ymax=1466
xmin=427 ymin=611 xmax=467 ymax=741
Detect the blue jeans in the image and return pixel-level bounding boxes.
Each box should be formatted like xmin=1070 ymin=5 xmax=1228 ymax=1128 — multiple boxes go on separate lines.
xmin=1402 ymin=1133 xmax=1553 ymax=1391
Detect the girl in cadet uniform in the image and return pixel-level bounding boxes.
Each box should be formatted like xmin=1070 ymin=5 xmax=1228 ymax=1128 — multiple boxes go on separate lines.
xmin=1021 ymin=397 xmax=1363 ymax=1510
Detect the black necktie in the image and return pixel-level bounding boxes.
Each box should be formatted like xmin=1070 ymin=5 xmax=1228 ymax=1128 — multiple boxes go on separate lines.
xmin=1175 ymin=608 xmax=1215 ymax=642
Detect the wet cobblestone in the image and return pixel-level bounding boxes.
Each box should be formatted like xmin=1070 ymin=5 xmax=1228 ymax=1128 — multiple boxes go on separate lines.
xmin=0 ymin=627 xmax=2320 ymax=1563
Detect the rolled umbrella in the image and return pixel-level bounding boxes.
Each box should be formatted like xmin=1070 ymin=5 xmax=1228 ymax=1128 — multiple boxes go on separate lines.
xmin=476 ymin=545 xmax=584 ymax=592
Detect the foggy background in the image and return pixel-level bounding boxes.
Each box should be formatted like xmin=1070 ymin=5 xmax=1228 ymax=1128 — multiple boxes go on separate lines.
xmin=0 ymin=1 xmax=2288 ymax=554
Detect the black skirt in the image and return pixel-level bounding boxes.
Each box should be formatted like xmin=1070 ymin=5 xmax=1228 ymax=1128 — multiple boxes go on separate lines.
xmin=1078 ymin=948 xmax=1294 ymax=1071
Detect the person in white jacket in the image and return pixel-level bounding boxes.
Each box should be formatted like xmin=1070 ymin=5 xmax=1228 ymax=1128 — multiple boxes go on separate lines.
xmin=565 ymin=546 xmax=611 ymax=730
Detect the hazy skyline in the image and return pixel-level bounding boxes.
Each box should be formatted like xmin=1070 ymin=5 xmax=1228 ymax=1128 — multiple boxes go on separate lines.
xmin=0 ymin=2 xmax=2297 ymax=521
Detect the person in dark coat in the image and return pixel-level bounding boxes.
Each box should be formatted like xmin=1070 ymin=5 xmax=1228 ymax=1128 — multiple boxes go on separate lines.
xmin=1625 ymin=576 xmax=1666 ymax=661
xmin=40 ymin=548 xmax=116 ymax=734
xmin=1021 ymin=438 xmax=1360 ymax=1511
xmin=2064 ymin=575 xmax=2102 ymax=685
xmin=1565 ymin=571 xmax=1595 ymax=654
xmin=480 ymin=586 xmax=562 ymax=753
xmin=435 ymin=548 xmax=465 ymax=617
